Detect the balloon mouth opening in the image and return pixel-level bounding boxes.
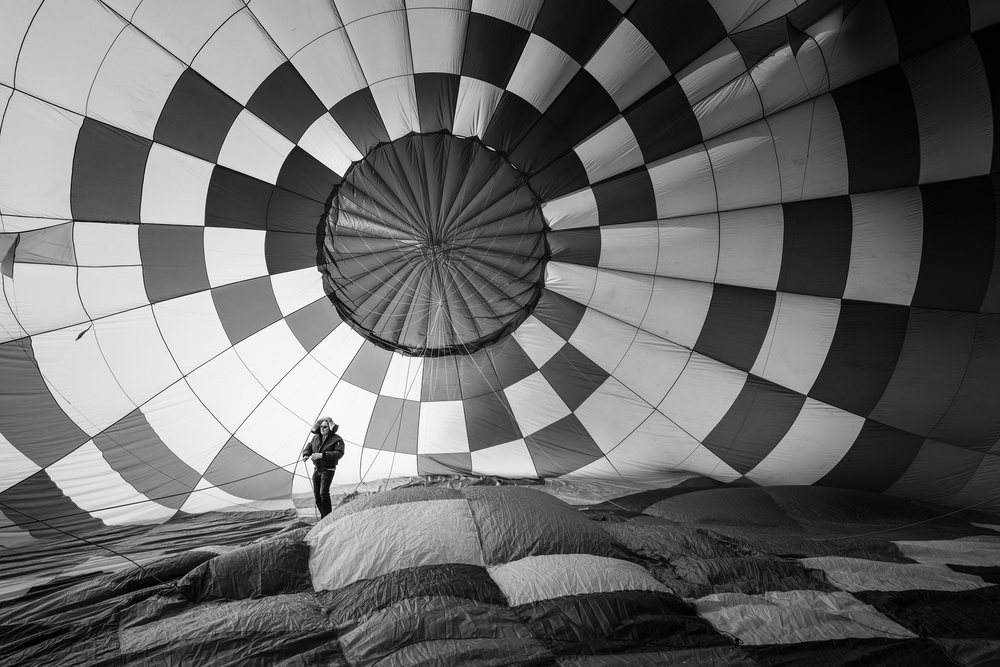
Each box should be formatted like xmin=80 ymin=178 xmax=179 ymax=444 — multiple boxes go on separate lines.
xmin=319 ymin=132 xmax=549 ymax=357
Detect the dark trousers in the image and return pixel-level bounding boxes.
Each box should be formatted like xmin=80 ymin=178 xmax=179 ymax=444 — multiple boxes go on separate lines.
xmin=311 ymin=469 xmax=335 ymax=518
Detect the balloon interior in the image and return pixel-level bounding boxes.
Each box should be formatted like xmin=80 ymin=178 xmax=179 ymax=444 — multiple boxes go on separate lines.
xmin=1 ymin=1 xmax=998 ymax=664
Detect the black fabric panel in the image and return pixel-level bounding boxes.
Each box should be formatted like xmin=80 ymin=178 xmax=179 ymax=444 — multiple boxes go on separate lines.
xmin=524 ymin=413 xmax=605 ymax=476
xmin=363 ymin=396 xmax=419 ymax=455
xmin=702 ymin=375 xmax=806 ymax=475
xmin=809 ymin=300 xmax=910 ymax=416
xmin=284 ymin=297 xmax=342 ymax=352
xmin=912 ymin=176 xmax=996 ymax=312
xmin=948 ymin=564 xmax=1000 ymax=585
xmin=342 ymin=343 xmax=393 ymax=394
xmin=482 ymin=91 xmax=543 ymax=159
xmin=177 ymin=537 xmax=311 ymax=602
xmin=623 ymin=77 xmax=702 ymax=163
xmin=329 ymin=88 xmax=390 ymax=157
xmin=729 ymin=0 xmax=844 ymax=69
xmin=489 ymin=336 xmax=538 ymax=388
xmin=831 ymin=66 xmax=920 ymax=194
xmin=266 ymin=186 xmax=327 ymax=233
xmin=816 ymin=420 xmax=924 ymax=493
xmin=205 ymin=166 xmax=273 ymax=230
xmin=72 ymin=118 xmax=151 ymax=223
xmin=593 ymin=167 xmax=657 ymax=226
xmin=548 ymin=229 xmax=601 ymax=266
xmin=516 ymin=590 xmax=732 ymax=656
xmin=533 ymin=289 xmax=587 ymax=341
xmin=626 ymin=0 xmax=727 ymax=74
xmin=461 ymin=13 xmax=529 ymax=88
xmin=543 ymin=69 xmax=620 ymax=148
xmin=202 ymin=437 xmax=295 ymax=501
xmin=246 ymin=62 xmax=327 ymax=143
xmin=420 ymin=355 xmax=462 ymax=402
xmin=139 ymin=224 xmax=210 ymax=303
xmin=777 ymin=196 xmax=853 ymax=298
xmin=533 ymin=0 xmax=622 ymax=64
xmin=694 ymin=285 xmax=776 ymax=372
xmin=415 ymin=72 xmax=459 ymax=134
xmin=264 ymin=230 xmax=318 ymax=274
xmin=884 ymin=0 xmax=970 ymax=62
xmin=465 ymin=391 xmax=522 ymax=451
xmin=0 ymin=470 xmax=104 ymax=539
xmin=456 ymin=351 xmax=505 ymax=398
xmin=154 ymin=68 xmax=243 ymax=163
xmin=854 ymin=587 xmax=1000 ymax=640
xmin=525 ymin=150 xmax=590 ymax=201
xmin=745 ymin=638 xmax=957 ymax=667
xmin=507 ymin=112 xmax=574 ymax=177
xmin=973 ymin=24 xmax=1000 ymax=175
xmin=276 ymin=145 xmax=341 ymax=203
xmin=541 ymin=343 xmax=609 ymax=411
xmin=211 ymin=276 xmax=283 ymax=345
xmin=417 ymin=452 xmax=473 ymax=476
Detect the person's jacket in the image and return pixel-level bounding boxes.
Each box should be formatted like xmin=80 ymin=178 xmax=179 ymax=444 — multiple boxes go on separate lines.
xmin=301 ymin=427 xmax=345 ymax=471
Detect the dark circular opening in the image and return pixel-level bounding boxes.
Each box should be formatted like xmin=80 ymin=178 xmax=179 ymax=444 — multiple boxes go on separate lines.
xmin=320 ymin=133 xmax=548 ymax=357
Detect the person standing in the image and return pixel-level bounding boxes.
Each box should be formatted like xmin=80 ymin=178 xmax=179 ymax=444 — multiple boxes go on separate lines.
xmin=301 ymin=417 xmax=344 ymax=518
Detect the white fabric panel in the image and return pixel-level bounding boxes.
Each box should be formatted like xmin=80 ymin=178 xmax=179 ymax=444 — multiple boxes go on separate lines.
xmin=298 ymin=114 xmax=363 ymax=177
xmin=248 ymin=0 xmax=343 ymax=57
xmin=971 ymin=0 xmax=1000 ymax=31
xmin=844 ymin=188 xmax=923 ymax=306
xmin=826 ymin=0 xmax=899 ymax=90
xmin=0 ymin=93 xmax=79 ymax=219
xmin=355 ymin=449 xmax=419 ymax=484
xmin=370 ymin=76 xmax=419 ymax=140
xmin=586 ymin=19 xmax=670 ymax=110
xmin=573 ymin=307 xmax=666 ymax=378
xmin=717 ymin=205 xmax=783 ymax=290
xmin=693 ymin=73 xmax=764 ymax=142
xmin=152 ymin=291 xmax=231 ymax=375
xmin=735 ymin=0 xmax=799 ymax=31
xmin=641 ymin=277 xmax=714 ymax=349
xmin=7 ymin=264 xmax=88 ymax=336
xmin=655 ymin=214 xmax=719 ymax=282
xmin=308 ymin=498 xmax=484 ymax=591
xmin=490 ymin=554 xmax=667 ymax=607
xmin=768 ymin=95 xmax=848 ymax=202
xmin=217 ymin=110 xmax=295 ymax=185
xmin=181 ymin=476 xmax=294 ymax=513
xmin=270 ymin=270 xmax=326 ymax=316
xmin=291 ymin=28 xmax=367 ymax=108
xmin=33 ymin=325 xmax=136 ymax=436
xmin=74 ymin=222 xmax=142 ymax=267
xmin=453 ymin=77 xmax=503 ymax=139
xmin=512 ymin=317 xmax=565 ymax=369
xmin=541 ymin=188 xmax=599 ymax=231
xmin=407 ymin=8 xmax=467 ymax=75
xmin=574 ymin=117 xmax=643 ymax=185
xmin=233 ymin=320 xmax=304 ymax=392
xmin=346 ymin=11 xmax=412 ymax=85
xmin=380 ymin=353 xmax=424 ymax=401
xmin=0 ymin=275 xmax=27 ymax=343
xmin=598 ymin=221 xmax=658 ymax=273
xmin=696 ymin=590 xmax=916 ymax=646
xmin=0 ymin=0 xmax=40 ymax=88
xmin=270 ymin=354 xmax=341 ymax=430
xmin=606 ymin=410 xmax=741 ymax=482
xmin=508 ymin=35 xmax=579 ymax=112
xmin=648 ymin=146 xmax=717 ymax=219
xmin=577 ymin=377 xmax=657 ymax=453
xmin=706 ymin=120 xmax=781 ymax=212
xmin=92 ymin=307 xmax=181 ymax=407
xmin=0 ymin=435 xmax=41 ymax=494
xmin=132 ymin=0 xmax=243 ymax=65
xmin=659 ymin=353 xmax=747 ymax=441
xmin=191 ymin=9 xmax=285 ymax=105
xmin=417 ymin=400 xmax=470 ymax=453
xmin=895 ymin=539 xmax=1000 ymax=567
xmin=801 ymin=557 xmax=992 ymax=592
xmin=504 ymin=371 xmax=571 ymax=438
xmin=78 ymin=266 xmax=150 ymax=319
xmin=613 ymin=329 xmax=691 ymax=406
xmin=751 ymin=292 xmax=840 ymax=395
xmin=88 ymin=26 xmax=184 ymax=138
xmin=141 ymin=144 xmax=214 ymax=226
xmin=322 ymin=380 xmax=378 ymax=451
xmin=587 ymin=266 xmax=655 ymax=333
xmin=1 ymin=216 xmax=70 ymax=234
xmin=706 ymin=0 xmax=771 ymax=32
xmin=747 ymin=399 xmax=865 ymax=485
xmin=16 ymin=0 xmax=125 ymax=114
xmin=906 ymin=36 xmax=993 ymax=184
xmin=141 ymin=381 xmax=230 ymax=474
xmin=471 ymin=0 xmax=544 ymax=29
xmin=752 ymin=41 xmax=830 ymax=118
xmin=46 ymin=441 xmax=177 ymax=525
xmin=310 ymin=323 xmax=366 ymax=378
xmin=234 ymin=393 xmax=303 ymax=461
xmin=204 ymin=228 xmax=268 ymax=288
xmin=677 ymin=38 xmax=745 ymax=106
xmin=187 ymin=347 xmax=267 ymax=433
xmin=334 ymin=0 xmax=402 ymax=24
xmin=545 ymin=260 xmax=597 ymax=306
xmin=471 ymin=439 xmax=537 ymax=478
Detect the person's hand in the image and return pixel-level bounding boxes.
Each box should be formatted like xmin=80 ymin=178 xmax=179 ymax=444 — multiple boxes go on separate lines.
xmin=311 ymin=453 xmax=322 ymax=461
